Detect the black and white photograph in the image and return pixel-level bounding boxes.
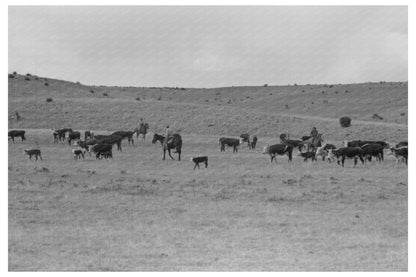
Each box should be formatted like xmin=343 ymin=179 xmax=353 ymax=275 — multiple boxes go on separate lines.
xmin=7 ymin=4 xmax=408 ymax=271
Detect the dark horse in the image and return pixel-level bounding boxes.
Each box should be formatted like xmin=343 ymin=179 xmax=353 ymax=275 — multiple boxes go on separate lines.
xmin=134 ymin=123 xmax=149 ymax=140
xmin=152 ymin=133 xmax=182 ymax=161
xmin=307 ymin=133 xmax=324 ymax=152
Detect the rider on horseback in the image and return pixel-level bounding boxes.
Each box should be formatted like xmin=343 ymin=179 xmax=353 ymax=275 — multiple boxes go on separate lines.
xmin=164 ymin=125 xmax=174 ymax=147
xmin=311 ymin=127 xmax=318 ymax=138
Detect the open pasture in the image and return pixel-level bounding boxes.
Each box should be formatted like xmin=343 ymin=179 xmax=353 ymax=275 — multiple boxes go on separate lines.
xmin=8 ymin=130 xmax=407 ymax=271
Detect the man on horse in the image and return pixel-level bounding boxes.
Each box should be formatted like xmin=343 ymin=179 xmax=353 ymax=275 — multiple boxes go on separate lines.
xmin=311 ymin=127 xmax=318 ymax=138
xmin=164 ymin=125 xmax=174 ymax=147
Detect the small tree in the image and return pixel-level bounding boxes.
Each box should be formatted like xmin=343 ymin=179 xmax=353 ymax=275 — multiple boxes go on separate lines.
xmin=339 ymin=116 xmax=351 ymax=127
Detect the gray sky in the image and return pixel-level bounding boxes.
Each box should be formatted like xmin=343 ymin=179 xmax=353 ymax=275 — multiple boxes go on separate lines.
xmin=9 ymin=6 xmax=407 ymax=88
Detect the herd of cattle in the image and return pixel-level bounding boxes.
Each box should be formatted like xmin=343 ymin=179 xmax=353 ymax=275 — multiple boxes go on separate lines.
xmin=8 ymin=128 xmax=408 ymax=168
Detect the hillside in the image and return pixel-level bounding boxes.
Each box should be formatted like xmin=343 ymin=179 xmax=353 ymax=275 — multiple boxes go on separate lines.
xmin=8 ymin=73 xmax=408 ymax=142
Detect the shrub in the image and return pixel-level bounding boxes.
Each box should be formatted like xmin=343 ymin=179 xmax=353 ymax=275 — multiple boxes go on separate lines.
xmin=103 ymin=93 xmax=108 ymax=97
xmin=46 ymin=98 xmax=53 ymax=102
xmin=44 ymin=82 xmax=49 ymax=86
xmin=157 ymin=96 xmax=162 ymax=101
xmin=24 ymin=77 xmax=30 ymax=81
xmin=26 ymin=73 xmax=31 ymax=76
xmin=264 ymin=84 xmax=268 ymax=87
xmin=13 ymin=71 xmax=17 ymax=75
xmin=136 ymin=97 xmax=141 ymax=101
xmin=8 ymin=74 xmax=14 ymax=78
xmin=339 ymin=116 xmax=351 ymax=127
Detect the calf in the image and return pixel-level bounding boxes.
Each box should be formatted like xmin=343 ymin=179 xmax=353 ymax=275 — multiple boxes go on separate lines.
xmin=190 ymin=156 xmax=208 ymax=170
xmin=75 ymin=139 xmax=98 ymax=156
xmin=328 ymin=147 xmax=364 ymax=167
xmin=361 ymin=143 xmax=384 ymax=162
xmin=315 ymin=144 xmax=337 ymax=162
xmin=390 ymin=147 xmax=408 ymax=166
xmin=298 ymin=151 xmax=317 ymax=162
xmin=72 ymin=149 xmax=86 ymax=160
xmin=262 ymin=144 xmax=293 ymax=163
xmin=8 ymin=130 xmax=26 ymax=142
xmin=219 ymin=137 xmax=242 ymax=153
xmin=97 ymin=150 xmax=113 ymax=160
xmin=24 ymin=149 xmax=42 ymax=161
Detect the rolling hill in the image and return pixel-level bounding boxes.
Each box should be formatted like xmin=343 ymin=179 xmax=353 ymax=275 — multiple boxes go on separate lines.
xmin=8 ymin=73 xmax=408 ymax=143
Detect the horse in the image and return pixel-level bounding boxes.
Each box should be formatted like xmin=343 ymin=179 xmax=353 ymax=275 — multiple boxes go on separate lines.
xmin=152 ymin=133 xmax=182 ymax=161
xmin=307 ymin=133 xmax=324 ymax=152
xmin=135 ymin=123 xmax=149 ymax=140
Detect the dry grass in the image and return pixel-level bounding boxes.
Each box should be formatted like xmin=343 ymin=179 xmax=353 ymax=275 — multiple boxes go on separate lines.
xmin=8 ymin=131 xmax=407 ymax=271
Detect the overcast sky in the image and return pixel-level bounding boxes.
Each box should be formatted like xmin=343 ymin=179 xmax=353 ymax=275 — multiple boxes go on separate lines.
xmin=9 ymin=6 xmax=407 ymax=88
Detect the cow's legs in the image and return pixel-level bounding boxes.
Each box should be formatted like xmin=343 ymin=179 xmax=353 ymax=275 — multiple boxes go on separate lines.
xmin=163 ymin=149 xmax=166 ymax=160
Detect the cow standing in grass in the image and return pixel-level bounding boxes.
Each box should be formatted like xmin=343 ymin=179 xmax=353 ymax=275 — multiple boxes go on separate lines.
xmin=262 ymin=144 xmax=293 ymax=163
xmin=8 ymin=130 xmax=26 ymax=142
xmin=219 ymin=137 xmax=242 ymax=153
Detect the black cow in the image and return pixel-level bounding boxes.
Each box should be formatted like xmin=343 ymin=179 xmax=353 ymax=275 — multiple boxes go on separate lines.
xmin=53 ymin=128 xmax=73 ymax=143
xmin=190 ymin=156 xmax=208 ymax=170
xmin=219 ymin=137 xmax=242 ymax=153
xmin=343 ymin=140 xmax=389 ymax=149
xmin=94 ymin=134 xmax=123 ymax=151
xmin=390 ymin=147 xmax=408 ymax=166
xmin=250 ymin=136 xmax=258 ymax=150
xmin=67 ymin=131 xmax=81 ymax=145
xmin=240 ymin=133 xmax=251 ymax=147
xmin=8 ymin=130 xmax=26 ymax=142
xmin=111 ymin=131 xmax=135 ymax=146
xmin=322 ymin=144 xmax=337 ymax=151
xmin=395 ymin=141 xmax=408 ymax=148
xmin=97 ymin=150 xmax=113 ymax=160
xmin=262 ymin=144 xmax=293 ymax=163
xmin=24 ymin=149 xmax=42 ymax=161
xmin=298 ymin=151 xmax=317 ymax=162
xmin=91 ymin=144 xmax=113 ymax=159
xmin=84 ymin=131 xmax=94 ymax=140
xmin=328 ymin=147 xmax=365 ymax=167
xmin=361 ymin=143 xmax=384 ymax=162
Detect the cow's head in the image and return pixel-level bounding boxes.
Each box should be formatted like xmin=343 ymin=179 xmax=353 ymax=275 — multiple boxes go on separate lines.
xmin=262 ymin=145 xmax=270 ymax=154
xmin=342 ymin=140 xmax=349 ymax=147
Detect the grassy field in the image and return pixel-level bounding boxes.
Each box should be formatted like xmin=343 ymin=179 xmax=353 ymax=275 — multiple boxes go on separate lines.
xmin=8 ymin=75 xmax=407 ymax=271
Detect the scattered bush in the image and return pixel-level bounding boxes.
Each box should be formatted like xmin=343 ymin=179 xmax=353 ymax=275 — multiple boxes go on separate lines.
xmin=13 ymin=71 xmax=17 ymax=75
xmin=339 ymin=116 xmax=352 ymax=127
xmin=264 ymin=84 xmax=268 ymax=87
xmin=90 ymin=89 xmax=95 ymax=94
xmin=401 ymin=112 xmax=406 ymax=116
xmin=103 ymin=93 xmax=108 ymax=97
xmin=157 ymin=96 xmax=162 ymax=101
xmin=334 ymin=91 xmax=338 ymax=94
xmin=321 ymin=91 xmax=325 ymax=94
xmin=34 ymin=76 xmax=39 ymax=80
xmin=329 ymin=85 xmax=334 ymax=88
xmin=8 ymin=74 xmax=14 ymax=78
xmin=46 ymin=98 xmax=53 ymax=102
xmin=26 ymin=73 xmax=31 ymax=76
xmin=285 ymin=104 xmax=289 ymax=109
xmin=136 ymin=97 xmax=141 ymax=101
xmin=24 ymin=77 xmax=30 ymax=81
xmin=44 ymin=82 xmax=49 ymax=86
